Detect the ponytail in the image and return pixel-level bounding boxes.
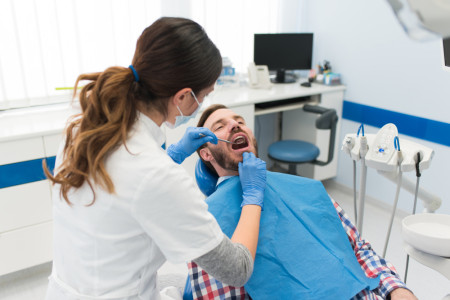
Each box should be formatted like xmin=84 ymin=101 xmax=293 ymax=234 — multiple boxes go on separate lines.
xmin=45 ymin=66 xmax=139 ymax=205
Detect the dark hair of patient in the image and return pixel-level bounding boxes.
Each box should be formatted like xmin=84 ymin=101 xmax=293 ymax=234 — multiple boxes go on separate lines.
xmin=196 ymin=104 xmax=228 ymax=177
xmin=44 ymin=17 xmax=222 ymax=205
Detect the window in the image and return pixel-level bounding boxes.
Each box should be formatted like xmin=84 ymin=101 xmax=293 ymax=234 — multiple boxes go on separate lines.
xmin=0 ymin=0 xmax=301 ymax=110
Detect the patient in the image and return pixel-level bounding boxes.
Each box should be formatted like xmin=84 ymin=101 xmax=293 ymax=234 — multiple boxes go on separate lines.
xmin=187 ymin=104 xmax=417 ymax=300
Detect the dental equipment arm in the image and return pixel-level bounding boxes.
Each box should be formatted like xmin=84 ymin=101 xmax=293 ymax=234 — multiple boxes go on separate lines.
xmin=378 ymin=169 xmax=441 ymax=213
xmin=387 ymin=0 xmax=450 ymax=41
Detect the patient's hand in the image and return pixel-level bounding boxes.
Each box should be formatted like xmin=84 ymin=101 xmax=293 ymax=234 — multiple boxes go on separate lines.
xmin=389 ymin=288 xmax=418 ymax=300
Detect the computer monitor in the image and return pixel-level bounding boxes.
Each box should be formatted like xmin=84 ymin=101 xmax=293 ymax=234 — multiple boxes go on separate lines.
xmin=254 ymin=33 xmax=313 ymax=83
xmin=443 ymin=37 xmax=450 ymax=68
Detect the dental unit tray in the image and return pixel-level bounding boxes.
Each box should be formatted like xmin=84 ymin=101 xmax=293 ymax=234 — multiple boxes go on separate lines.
xmin=342 ymin=123 xmax=434 ymax=173
xmin=341 ymin=123 xmax=440 ymax=213
xmin=402 ymin=213 xmax=450 ymax=257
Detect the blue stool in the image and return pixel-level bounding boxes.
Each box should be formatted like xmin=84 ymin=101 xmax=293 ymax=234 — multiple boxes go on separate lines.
xmin=268 ymin=104 xmax=338 ymax=175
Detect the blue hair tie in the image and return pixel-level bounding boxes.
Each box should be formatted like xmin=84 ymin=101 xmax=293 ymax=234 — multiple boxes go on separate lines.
xmin=129 ymin=65 xmax=139 ymax=82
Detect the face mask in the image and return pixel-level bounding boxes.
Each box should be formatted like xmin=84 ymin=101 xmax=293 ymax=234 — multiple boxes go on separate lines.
xmin=165 ymin=91 xmax=202 ymax=129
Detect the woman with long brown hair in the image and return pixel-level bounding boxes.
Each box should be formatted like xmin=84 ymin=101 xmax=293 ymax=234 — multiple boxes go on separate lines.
xmin=45 ymin=17 xmax=266 ymax=300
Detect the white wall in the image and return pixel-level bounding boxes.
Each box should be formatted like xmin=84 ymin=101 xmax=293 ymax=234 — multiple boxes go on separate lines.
xmin=303 ymin=0 xmax=450 ymax=214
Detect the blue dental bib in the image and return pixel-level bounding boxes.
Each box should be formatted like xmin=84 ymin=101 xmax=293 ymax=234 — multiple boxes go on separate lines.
xmin=206 ymin=171 xmax=380 ymax=299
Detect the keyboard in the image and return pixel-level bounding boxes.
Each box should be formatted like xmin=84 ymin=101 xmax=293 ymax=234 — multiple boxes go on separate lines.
xmin=255 ymin=96 xmax=310 ymax=109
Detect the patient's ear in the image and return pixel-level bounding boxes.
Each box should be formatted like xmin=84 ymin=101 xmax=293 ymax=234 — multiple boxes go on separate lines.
xmin=199 ymin=147 xmax=214 ymax=162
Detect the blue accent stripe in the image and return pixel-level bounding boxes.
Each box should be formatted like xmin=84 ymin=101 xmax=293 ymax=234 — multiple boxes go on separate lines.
xmin=0 ymin=156 xmax=56 ymax=189
xmin=342 ymin=100 xmax=450 ymax=147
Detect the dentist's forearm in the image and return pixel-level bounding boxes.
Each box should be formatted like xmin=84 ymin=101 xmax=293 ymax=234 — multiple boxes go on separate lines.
xmin=193 ymin=235 xmax=254 ymax=287
xmin=231 ymin=205 xmax=262 ymax=260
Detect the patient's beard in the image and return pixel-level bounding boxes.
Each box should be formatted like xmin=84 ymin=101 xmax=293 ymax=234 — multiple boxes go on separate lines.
xmin=210 ymin=138 xmax=258 ymax=173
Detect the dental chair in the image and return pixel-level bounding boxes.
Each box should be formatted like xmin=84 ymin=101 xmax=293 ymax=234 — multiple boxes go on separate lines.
xmin=268 ymin=104 xmax=338 ymax=175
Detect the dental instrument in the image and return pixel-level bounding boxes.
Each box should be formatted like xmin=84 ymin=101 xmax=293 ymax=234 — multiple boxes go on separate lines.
xmin=217 ymin=138 xmax=235 ymax=144
xmin=199 ymin=133 xmax=239 ymax=145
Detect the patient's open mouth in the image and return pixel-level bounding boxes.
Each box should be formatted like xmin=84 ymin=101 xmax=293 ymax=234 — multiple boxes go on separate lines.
xmin=231 ymin=135 xmax=249 ymax=150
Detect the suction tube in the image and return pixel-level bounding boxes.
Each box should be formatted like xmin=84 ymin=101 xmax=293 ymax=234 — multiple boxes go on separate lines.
xmin=356 ymin=135 xmax=368 ymax=234
xmin=382 ymin=144 xmax=403 ymax=258
xmin=404 ymin=152 xmax=422 ymax=283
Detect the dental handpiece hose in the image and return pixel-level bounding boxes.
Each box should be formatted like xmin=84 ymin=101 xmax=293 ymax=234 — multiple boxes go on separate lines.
xmin=357 ymin=136 xmax=368 ymax=234
xmin=382 ymin=150 xmax=403 ymax=258
xmin=353 ymin=160 xmax=357 ymax=223
xmin=404 ymin=152 xmax=422 ymax=283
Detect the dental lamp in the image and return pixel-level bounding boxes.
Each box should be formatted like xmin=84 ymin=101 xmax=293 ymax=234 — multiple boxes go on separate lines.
xmin=386 ymin=0 xmax=450 ymax=40
xmin=387 ymin=0 xmax=450 ymax=68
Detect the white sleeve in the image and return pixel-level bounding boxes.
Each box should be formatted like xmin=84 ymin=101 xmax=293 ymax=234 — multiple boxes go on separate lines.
xmin=131 ymin=158 xmax=224 ymax=263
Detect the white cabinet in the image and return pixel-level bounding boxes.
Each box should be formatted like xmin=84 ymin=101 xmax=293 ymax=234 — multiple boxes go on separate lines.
xmin=0 ymin=137 xmax=46 ymax=165
xmin=0 ymin=221 xmax=53 ymax=276
xmin=0 ymin=133 xmax=62 ymax=276
xmin=0 ymin=181 xmax=52 ymax=233
xmin=43 ymin=134 xmax=63 ymax=156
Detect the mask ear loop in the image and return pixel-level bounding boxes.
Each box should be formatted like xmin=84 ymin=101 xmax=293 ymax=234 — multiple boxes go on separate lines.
xmin=177 ymin=90 xmax=200 ymax=118
xmin=191 ymin=90 xmax=200 ymax=105
xmin=176 ymin=106 xmax=184 ymax=117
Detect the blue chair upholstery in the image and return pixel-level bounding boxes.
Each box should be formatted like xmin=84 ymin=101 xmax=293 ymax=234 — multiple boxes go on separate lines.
xmin=183 ymin=274 xmax=193 ymax=300
xmin=268 ymin=104 xmax=338 ymax=175
xmin=195 ymin=159 xmax=219 ymax=196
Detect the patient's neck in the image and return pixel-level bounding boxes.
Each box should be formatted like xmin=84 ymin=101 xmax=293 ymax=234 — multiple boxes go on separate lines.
xmin=217 ymin=169 xmax=238 ymax=177
xmin=214 ymin=164 xmax=239 ymax=177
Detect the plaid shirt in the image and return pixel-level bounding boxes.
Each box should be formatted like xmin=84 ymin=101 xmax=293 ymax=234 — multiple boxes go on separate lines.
xmin=188 ymin=198 xmax=408 ymax=300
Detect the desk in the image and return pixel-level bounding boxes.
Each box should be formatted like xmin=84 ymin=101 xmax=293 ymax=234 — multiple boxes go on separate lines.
xmin=0 ymin=82 xmax=345 ymax=276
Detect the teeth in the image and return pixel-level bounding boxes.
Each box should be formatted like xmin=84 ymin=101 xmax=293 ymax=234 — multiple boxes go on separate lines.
xmin=233 ymin=136 xmax=245 ymax=144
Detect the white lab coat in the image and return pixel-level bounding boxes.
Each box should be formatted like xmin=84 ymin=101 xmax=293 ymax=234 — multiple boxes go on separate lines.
xmin=46 ymin=113 xmax=224 ymax=300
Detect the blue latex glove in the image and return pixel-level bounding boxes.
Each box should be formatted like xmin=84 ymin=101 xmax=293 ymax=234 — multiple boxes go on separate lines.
xmin=239 ymin=152 xmax=266 ymax=209
xmin=167 ymin=127 xmax=218 ymax=164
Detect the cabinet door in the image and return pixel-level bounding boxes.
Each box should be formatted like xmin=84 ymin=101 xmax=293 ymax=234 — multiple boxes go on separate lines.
xmin=0 ymin=137 xmax=54 ymax=275
xmin=0 ymin=137 xmax=45 ymax=165
xmin=0 ymin=181 xmax=52 ymax=232
xmin=43 ymin=133 xmax=63 ymax=157
xmin=0 ymin=221 xmax=53 ymax=276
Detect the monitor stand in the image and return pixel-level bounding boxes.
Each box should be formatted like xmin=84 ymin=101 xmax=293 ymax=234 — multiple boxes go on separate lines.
xmin=271 ymin=69 xmax=296 ymax=84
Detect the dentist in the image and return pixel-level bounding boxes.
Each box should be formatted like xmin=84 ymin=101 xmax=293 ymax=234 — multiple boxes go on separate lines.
xmin=45 ymin=17 xmax=266 ymax=300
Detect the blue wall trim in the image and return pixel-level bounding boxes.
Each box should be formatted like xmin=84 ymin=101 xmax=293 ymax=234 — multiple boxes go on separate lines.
xmin=0 ymin=156 xmax=56 ymax=189
xmin=342 ymin=100 xmax=450 ymax=147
